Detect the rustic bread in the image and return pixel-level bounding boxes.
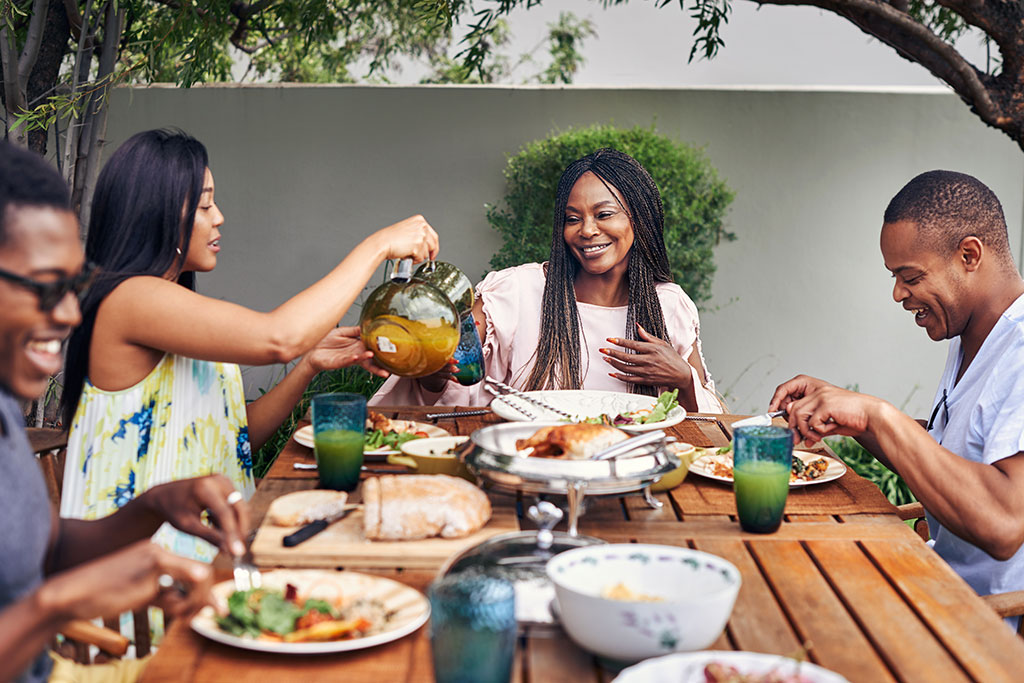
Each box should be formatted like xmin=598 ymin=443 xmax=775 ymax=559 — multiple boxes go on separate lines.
xmin=266 ymin=490 xmax=349 ymax=526
xmin=515 ymin=423 xmax=629 ymax=459
xmin=362 ymin=474 xmax=491 ymax=541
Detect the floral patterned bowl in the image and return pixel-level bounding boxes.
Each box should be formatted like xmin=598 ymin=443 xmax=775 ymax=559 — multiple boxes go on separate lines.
xmin=546 ymin=544 xmax=741 ymax=663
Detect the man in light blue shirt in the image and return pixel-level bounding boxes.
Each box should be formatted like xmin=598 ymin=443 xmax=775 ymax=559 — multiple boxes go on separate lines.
xmin=769 ymin=170 xmax=1024 ymax=627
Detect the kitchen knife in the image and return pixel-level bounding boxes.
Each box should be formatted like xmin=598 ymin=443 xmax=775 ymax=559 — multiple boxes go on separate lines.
xmin=282 ymin=506 xmax=356 ymax=547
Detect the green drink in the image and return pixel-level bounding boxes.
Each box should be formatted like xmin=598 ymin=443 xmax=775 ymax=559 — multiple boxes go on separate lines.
xmin=733 ymin=425 xmax=793 ymax=534
xmin=734 ymin=461 xmax=790 ymax=533
xmin=312 ymin=393 xmax=367 ymax=491
xmin=314 ymin=429 xmax=365 ymax=491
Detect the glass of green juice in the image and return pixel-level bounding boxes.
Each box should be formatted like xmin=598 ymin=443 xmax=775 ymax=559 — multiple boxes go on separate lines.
xmin=733 ymin=425 xmax=793 ymax=534
xmin=311 ymin=393 xmax=367 ymax=491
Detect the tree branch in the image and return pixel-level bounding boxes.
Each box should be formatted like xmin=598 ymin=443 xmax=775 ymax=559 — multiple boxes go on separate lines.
xmin=0 ymin=20 xmax=26 ymax=116
xmin=18 ymin=0 xmax=50 ymax=91
xmin=752 ymin=0 xmax=1004 ymax=127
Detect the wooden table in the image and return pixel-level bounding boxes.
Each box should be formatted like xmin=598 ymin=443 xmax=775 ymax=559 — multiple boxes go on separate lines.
xmin=141 ymin=408 xmax=1024 ymax=683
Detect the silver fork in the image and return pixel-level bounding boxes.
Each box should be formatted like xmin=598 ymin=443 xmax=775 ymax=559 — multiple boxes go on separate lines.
xmin=484 ymin=376 xmax=573 ymax=420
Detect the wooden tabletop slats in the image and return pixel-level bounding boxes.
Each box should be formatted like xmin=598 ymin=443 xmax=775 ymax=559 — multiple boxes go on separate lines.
xmin=750 ymin=540 xmax=898 ymax=682
xmin=692 ymin=538 xmax=804 ymax=656
xmin=805 ymin=540 xmax=972 ymax=683
xmin=139 ymin=407 xmax=1024 ymax=683
xmin=863 ymin=540 xmax=1024 ymax=683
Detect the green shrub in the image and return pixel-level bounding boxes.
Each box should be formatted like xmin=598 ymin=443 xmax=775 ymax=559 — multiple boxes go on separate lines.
xmin=252 ymin=367 xmax=384 ymax=479
xmin=486 ymin=124 xmax=735 ymax=305
xmin=826 ymin=435 xmax=917 ymax=506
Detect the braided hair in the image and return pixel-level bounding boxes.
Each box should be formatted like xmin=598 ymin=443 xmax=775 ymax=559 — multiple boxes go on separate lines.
xmin=524 ymin=148 xmax=674 ymax=396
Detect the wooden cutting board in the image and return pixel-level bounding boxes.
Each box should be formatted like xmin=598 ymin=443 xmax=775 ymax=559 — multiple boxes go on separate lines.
xmin=251 ymin=503 xmax=519 ymax=570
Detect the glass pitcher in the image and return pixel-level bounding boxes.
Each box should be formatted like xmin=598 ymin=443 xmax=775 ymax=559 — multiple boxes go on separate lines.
xmin=414 ymin=261 xmax=475 ymax=317
xmin=359 ymin=259 xmax=460 ymax=377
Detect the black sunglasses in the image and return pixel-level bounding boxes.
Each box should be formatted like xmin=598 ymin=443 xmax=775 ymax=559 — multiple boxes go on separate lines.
xmin=0 ymin=261 xmax=98 ymax=312
xmin=926 ymin=388 xmax=949 ymax=432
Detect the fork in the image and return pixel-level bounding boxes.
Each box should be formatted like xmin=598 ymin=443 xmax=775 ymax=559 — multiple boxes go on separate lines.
xmin=232 ymin=533 xmax=262 ymax=591
xmin=484 ymin=376 xmax=573 ymax=420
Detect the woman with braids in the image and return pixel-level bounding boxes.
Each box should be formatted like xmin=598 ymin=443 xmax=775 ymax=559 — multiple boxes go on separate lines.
xmin=60 ymin=129 xmax=437 ymax=563
xmin=371 ymin=148 xmax=722 ymax=412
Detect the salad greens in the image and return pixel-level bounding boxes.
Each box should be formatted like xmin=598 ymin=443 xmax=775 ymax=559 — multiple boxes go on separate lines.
xmin=217 ymin=587 xmax=336 ymax=638
xmin=363 ymin=428 xmax=425 ymax=451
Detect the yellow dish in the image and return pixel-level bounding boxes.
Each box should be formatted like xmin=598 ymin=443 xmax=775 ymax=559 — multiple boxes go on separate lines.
xmin=650 ymin=442 xmax=699 ymax=492
xmin=389 ymin=436 xmax=475 ymax=482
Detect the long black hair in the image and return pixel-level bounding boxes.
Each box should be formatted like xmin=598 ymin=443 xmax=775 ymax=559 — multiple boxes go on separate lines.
xmin=524 ymin=148 xmax=674 ymax=396
xmin=62 ymin=129 xmax=208 ymax=425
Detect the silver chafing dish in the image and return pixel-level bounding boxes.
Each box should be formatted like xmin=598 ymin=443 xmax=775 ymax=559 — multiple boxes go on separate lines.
xmin=461 ymin=421 xmax=679 ymax=534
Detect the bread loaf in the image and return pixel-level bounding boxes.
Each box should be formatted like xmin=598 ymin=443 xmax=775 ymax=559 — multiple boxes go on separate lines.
xmin=362 ymin=475 xmax=491 ymax=541
xmin=266 ymin=490 xmax=349 ymax=526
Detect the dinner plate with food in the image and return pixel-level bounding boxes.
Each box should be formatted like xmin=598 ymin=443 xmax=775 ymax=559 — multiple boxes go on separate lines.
xmin=687 ymin=446 xmax=847 ymax=487
xmin=293 ymin=410 xmax=449 ymax=455
xmin=489 ymin=389 xmax=685 ymax=433
xmin=190 ymin=569 xmax=429 ymax=654
xmin=613 ymin=650 xmax=849 ymax=683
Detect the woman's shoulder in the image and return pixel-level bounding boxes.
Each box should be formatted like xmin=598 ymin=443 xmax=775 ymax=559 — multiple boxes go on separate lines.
xmin=654 ymin=280 xmax=699 ymax=315
xmin=477 ymin=262 xmax=545 ymax=290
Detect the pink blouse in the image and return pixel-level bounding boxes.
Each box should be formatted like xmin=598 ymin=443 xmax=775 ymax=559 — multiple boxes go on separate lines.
xmin=369 ymin=263 xmax=721 ymax=412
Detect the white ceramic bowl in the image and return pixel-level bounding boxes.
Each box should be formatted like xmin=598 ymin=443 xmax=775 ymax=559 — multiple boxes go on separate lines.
xmin=547 ymin=544 xmax=741 ymax=663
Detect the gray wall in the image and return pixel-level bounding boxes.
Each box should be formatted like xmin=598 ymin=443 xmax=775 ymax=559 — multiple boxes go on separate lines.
xmin=105 ymin=84 xmax=1024 ymax=416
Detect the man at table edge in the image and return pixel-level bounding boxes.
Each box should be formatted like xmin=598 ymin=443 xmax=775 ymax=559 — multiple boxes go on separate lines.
xmin=0 ymin=143 xmax=250 ymax=682
xmin=769 ymin=170 xmax=1024 ymax=629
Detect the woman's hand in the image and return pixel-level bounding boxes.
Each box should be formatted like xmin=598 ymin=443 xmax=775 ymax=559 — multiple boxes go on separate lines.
xmin=306 ymin=326 xmax=390 ymax=377
xmin=137 ymin=475 xmax=250 ymax=558
xmin=601 ymin=324 xmax=694 ymax=390
xmin=373 ymin=215 xmax=439 ymax=263
xmin=39 ymin=541 xmax=213 ymax=622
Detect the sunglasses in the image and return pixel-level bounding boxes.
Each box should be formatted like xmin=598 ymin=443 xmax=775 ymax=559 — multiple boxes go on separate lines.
xmin=0 ymin=261 xmax=98 ymax=312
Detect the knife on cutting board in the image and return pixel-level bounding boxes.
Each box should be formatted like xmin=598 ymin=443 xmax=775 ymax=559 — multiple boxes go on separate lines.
xmin=282 ymin=506 xmax=358 ymax=547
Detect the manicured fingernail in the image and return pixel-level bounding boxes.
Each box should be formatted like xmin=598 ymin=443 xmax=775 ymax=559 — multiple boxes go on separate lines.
xmin=231 ymin=540 xmax=245 ymax=557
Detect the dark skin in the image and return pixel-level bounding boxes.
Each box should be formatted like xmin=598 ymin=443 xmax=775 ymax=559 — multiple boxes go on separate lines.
xmin=0 ymin=203 xmax=250 ymax=680
xmin=768 ymin=221 xmax=1024 ymax=561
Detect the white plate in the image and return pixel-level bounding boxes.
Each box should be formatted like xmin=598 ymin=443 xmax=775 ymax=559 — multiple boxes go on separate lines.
xmin=688 ymin=450 xmax=847 ymax=487
xmin=614 ymin=650 xmax=849 ymax=683
xmin=190 ymin=569 xmax=429 ymax=654
xmin=489 ymin=390 xmax=685 ymax=433
xmin=294 ymin=422 xmax=449 ymax=455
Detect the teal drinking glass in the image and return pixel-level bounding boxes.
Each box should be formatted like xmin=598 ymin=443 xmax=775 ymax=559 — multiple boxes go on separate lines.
xmin=429 ymin=574 xmax=516 ymax=683
xmin=733 ymin=425 xmax=793 ymax=533
xmin=311 ymin=393 xmax=366 ymax=491
xmin=452 ymin=313 xmax=484 ymax=386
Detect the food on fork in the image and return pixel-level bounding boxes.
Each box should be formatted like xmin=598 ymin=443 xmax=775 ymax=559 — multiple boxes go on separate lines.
xmin=266 ymin=490 xmax=350 ymax=527
xmin=515 ymin=423 xmax=629 ymax=459
xmin=362 ymin=475 xmax=491 ymax=541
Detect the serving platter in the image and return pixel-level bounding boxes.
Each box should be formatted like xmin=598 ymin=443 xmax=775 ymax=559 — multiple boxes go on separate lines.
xmin=688 ymin=450 xmax=847 ymax=487
xmin=294 ymin=421 xmax=449 ymax=456
xmin=489 ymin=389 xmax=685 ymax=433
xmin=614 ymin=650 xmax=849 ymax=683
xmin=190 ymin=569 xmax=429 ymax=654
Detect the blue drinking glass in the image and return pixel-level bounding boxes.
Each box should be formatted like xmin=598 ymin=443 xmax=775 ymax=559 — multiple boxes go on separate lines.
xmin=733 ymin=425 xmax=793 ymax=533
xmin=429 ymin=574 xmax=516 ymax=683
xmin=452 ymin=313 xmax=484 ymax=386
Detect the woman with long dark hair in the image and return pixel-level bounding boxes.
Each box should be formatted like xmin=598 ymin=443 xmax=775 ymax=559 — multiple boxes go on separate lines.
xmin=372 ymin=148 xmax=721 ymax=412
xmin=60 ymin=129 xmax=437 ymax=560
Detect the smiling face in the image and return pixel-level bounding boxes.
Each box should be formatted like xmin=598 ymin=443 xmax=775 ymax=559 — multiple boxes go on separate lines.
xmin=181 ymin=168 xmax=223 ymax=273
xmin=0 ymin=205 xmax=83 ymax=399
xmin=562 ymin=171 xmax=635 ymax=279
xmin=881 ymin=219 xmax=971 ymax=342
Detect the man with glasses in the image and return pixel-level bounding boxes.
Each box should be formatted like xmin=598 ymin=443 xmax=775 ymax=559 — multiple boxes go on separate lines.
xmin=0 ymin=142 xmax=250 ymax=681
xmin=769 ymin=170 xmax=1024 ymax=628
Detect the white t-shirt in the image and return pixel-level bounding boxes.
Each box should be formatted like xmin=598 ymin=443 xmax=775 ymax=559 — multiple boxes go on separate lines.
xmin=925 ymin=292 xmax=1024 ymax=603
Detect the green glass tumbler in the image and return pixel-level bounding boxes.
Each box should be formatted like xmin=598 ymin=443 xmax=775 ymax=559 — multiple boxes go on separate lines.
xmin=733 ymin=425 xmax=793 ymax=533
xmin=429 ymin=574 xmax=516 ymax=683
xmin=311 ymin=393 xmax=366 ymax=491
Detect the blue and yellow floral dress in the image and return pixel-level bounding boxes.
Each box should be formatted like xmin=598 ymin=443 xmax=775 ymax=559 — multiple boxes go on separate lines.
xmin=60 ymin=354 xmax=256 ymax=562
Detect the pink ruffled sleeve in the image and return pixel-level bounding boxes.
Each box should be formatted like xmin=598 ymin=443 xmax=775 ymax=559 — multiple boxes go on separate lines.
xmin=657 ymin=283 xmax=723 ymax=413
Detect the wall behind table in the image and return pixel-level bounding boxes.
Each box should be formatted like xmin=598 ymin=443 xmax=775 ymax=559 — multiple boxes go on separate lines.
xmin=106 ymin=84 xmax=1023 ymax=416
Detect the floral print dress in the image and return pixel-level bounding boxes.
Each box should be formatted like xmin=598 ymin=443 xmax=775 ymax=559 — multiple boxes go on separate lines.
xmin=60 ymin=354 xmax=256 ymax=562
